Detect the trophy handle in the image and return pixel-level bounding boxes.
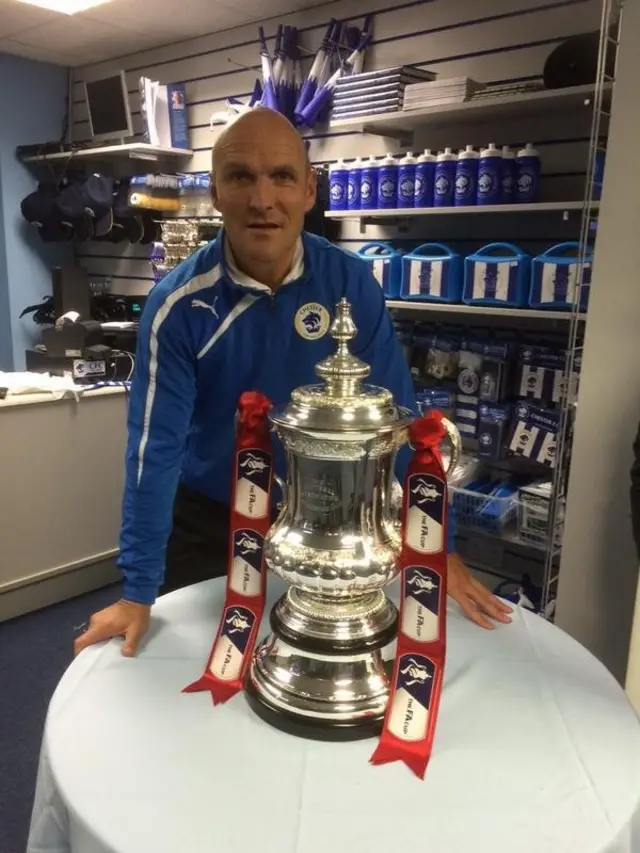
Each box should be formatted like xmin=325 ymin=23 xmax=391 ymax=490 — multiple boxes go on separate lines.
xmin=273 ymin=474 xmax=288 ymax=522
xmin=440 ymin=416 xmax=462 ymax=476
xmin=390 ymin=415 xmax=463 ymax=530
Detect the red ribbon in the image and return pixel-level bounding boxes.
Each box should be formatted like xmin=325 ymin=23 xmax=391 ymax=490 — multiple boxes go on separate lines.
xmin=370 ymin=410 xmax=449 ymax=779
xmin=184 ymin=391 xmax=273 ymax=705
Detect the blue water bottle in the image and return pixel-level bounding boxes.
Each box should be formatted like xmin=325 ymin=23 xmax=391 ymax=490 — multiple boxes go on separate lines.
xmin=329 ymin=159 xmax=349 ymax=211
xmin=360 ymin=155 xmax=379 ymax=211
xmin=454 ymin=145 xmax=479 ymax=207
xmin=347 ymin=157 xmax=363 ymax=211
xmin=397 ymin=152 xmax=417 ymax=209
xmin=477 ymin=143 xmax=503 ymax=205
xmin=377 ymin=153 xmax=399 ymax=210
xmin=414 ymin=149 xmax=436 ymax=208
xmin=515 ymin=143 xmax=541 ymax=203
xmin=434 ymin=148 xmax=456 ymax=207
xmin=501 ymin=146 xmax=516 ymax=203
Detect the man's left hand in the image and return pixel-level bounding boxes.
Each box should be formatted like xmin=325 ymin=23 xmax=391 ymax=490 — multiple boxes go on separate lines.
xmin=448 ymin=552 xmax=513 ymax=629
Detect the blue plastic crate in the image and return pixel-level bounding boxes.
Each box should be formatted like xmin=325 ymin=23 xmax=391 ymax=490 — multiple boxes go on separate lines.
xmin=400 ymin=243 xmax=463 ymax=303
xmin=529 ymin=242 xmax=592 ymax=312
xmin=356 ymin=241 xmax=402 ymax=299
xmin=463 ymin=242 xmax=531 ymax=308
xmin=451 ymin=484 xmax=517 ymax=535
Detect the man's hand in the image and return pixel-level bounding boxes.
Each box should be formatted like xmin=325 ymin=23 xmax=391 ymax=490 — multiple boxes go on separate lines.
xmin=448 ymin=552 xmax=513 ymax=629
xmin=73 ymin=599 xmax=151 ymax=657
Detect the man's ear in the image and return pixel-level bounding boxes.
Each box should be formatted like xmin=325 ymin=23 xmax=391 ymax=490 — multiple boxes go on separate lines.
xmin=304 ymin=167 xmax=318 ymax=213
xmin=211 ymin=173 xmax=218 ymax=208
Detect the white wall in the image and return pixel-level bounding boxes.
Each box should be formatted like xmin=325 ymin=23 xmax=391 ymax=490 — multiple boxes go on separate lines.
xmin=70 ymin=0 xmax=602 ymax=297
xmin=554 ymin=0 xmax=640 ymax=685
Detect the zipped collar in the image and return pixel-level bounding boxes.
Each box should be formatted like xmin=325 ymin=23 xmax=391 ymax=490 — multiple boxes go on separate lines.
xmin=218 ymin=229 xmax=305 ymax=294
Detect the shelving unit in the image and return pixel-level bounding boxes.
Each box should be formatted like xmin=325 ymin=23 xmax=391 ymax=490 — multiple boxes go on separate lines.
xmin=327 ymin=201 xmax=594 ymax=220
xmin=327 ymin=56 xmax=612 ymax=618
xmin=329 ymin=83 xmax=612 ymax=139
xmin=20 ymin=142 xmax=193 ymax=164
xmin=385 ymin=301 xmax=584 ymax=321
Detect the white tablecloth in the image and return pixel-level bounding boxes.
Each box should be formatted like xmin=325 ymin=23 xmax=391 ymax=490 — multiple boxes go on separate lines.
xmin=28 ymin=578 xmax=640 ymax=853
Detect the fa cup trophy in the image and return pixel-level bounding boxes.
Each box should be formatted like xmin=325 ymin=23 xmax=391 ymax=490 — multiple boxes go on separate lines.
xmin=243 ymin=298 xmax=461 ymax=741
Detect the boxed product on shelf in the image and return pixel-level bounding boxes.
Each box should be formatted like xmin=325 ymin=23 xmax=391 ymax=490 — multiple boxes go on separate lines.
xmin=399 ymin=243 xmax=463 ymax=302
xmin=356 ymin=241 xmax=402 ymax=298
xmin=463 ymin=242 xmax=531 ymax=307
xmin=529 ymin=242 xmax=593 ymax=312
xmin=139 ymin=78 xmax=189 ymax=150
xmin=517 ymin=344 xmax=580 ymax=407
xmin=451 ymin=475 xmax=520 ymax=535
xmin=423 ymin=331 xmax=460 ymax=381
xmin=455 ymin=393 xmax=479 ymax=439
xmin=517 ymin=479 xmax=564 ymax=549
xmin=477 ymin=402 xmax=512 ymax=461
xmin=479 ymin=358 xmax=511 ymax=402
xmin=415 ymin=386 xmax=456 ymax=421
xmin=508 ymin=402 xmax=560 ymax=467
xmin=455 ymin=331 xmax=514 ymax=398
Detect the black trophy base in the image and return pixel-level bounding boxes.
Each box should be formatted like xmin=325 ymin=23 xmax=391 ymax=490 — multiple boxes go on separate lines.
xmin=244 ymin=678 xmax=384 ymax=742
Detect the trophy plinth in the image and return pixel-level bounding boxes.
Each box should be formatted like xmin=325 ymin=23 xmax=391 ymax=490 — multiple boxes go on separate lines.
xmin=245 ymin=298 xmax=460 ymax=739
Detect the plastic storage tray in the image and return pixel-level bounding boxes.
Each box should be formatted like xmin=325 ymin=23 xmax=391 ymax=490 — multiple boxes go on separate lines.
xmin=451 ymin=484 xmax=518 ymax=535
xmin=529 ymin=242 xmax=592 ymax=312
xmin=400 ymin=242 xmax=463 ymax=303
xmin=463 ymin=242 xmax=531 ymax=308
xmin=357 ymin=241 xmax=402 ymax=299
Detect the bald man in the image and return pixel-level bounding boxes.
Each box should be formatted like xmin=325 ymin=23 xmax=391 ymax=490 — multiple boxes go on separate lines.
xmin=75 ymin=109 xmax=511 ymax=657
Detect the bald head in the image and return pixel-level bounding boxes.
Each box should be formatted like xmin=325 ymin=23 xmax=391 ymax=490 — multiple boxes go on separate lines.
xmin=212 ymin=108 xmax=309 ymax=178
xmin=210 ymin=106 xmax=316 ymax=287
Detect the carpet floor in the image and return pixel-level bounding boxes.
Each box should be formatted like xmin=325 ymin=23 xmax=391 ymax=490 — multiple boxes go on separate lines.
xmin=0 ymin=582 xmax=122 ymax=853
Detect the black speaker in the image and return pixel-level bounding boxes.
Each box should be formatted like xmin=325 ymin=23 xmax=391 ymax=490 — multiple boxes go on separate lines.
xmin=52 ymin=265 xmax=91 ymax=321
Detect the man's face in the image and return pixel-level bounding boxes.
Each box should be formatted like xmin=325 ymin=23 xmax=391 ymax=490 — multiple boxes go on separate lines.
xmin=212 ymin=132 xmax=316 ymax=265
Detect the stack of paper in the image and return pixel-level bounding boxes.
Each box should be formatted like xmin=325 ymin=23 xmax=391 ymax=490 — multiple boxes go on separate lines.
xmin=332 ymin=66 xmax=437 ymax=121
xmin=403 ymin=77 xmax=485 ymax=110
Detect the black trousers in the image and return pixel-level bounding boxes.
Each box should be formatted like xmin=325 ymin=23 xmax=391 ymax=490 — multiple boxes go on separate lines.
xmin=162 ymin=484 xmax=231 ymax=595
xmin=162 ymin=484 xmax=278 ymax=595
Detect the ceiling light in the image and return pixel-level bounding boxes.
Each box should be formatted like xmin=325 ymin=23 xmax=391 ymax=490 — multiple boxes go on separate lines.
xmin=15 ymin=0 xmax=113 ymax=14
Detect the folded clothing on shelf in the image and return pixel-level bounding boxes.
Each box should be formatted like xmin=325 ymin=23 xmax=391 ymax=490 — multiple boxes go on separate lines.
xmin=403 ymin=77 xmax=485 ymax=109
xmin=333 ymin=65 xmax=437 ymax=118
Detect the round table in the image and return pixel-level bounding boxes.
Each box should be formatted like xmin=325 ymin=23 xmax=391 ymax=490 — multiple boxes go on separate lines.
xmin=28 ymin=578 xmax=640 ymax=853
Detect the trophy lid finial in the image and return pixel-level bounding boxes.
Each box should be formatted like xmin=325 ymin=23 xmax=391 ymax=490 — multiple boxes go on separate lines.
xmin=274 ymin=298 xmax=410 ymax=432
xmin=315 ymin=298 xmax=370 ymax=395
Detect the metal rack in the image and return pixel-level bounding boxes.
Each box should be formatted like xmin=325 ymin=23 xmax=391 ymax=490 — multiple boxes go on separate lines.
xmin=540 ymin=0 xmax=622 ymax=614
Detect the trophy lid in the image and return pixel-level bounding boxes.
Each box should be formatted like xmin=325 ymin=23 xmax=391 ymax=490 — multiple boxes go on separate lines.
xmin=271 ymin=298 xmax=412 ymax=433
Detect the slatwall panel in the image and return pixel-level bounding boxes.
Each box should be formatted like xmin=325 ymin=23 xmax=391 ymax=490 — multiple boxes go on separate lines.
xmin=71 ymin=0 xmax=602 ymax=296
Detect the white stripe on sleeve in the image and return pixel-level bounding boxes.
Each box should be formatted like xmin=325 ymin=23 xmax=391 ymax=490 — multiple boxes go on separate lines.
xmin=136 ymin=264 xmax=223 ymax=486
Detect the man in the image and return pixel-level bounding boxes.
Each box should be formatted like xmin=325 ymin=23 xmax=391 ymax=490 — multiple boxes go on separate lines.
xmin=75 ymin=109 xmax=511 ymax=658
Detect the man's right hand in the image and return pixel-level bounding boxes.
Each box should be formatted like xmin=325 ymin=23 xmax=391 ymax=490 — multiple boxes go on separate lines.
xmin=73 ymin=599 xmax=151 ymax=658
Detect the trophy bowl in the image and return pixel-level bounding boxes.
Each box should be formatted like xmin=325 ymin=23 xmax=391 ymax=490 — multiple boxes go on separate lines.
xmin=245 ymin=299 xmax=460 ymax=739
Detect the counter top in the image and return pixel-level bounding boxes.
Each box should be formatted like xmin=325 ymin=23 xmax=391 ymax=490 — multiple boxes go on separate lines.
xmin=0 ymin=384 xmax=128 ymax=410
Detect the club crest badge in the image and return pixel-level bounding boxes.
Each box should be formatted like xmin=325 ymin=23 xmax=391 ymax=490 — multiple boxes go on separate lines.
xmin=295 ymin=302 xmax=330 ymax=341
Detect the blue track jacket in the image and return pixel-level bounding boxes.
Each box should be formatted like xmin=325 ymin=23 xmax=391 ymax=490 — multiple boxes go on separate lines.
xmin=118 ymin=231 xmax=455 ymax=604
